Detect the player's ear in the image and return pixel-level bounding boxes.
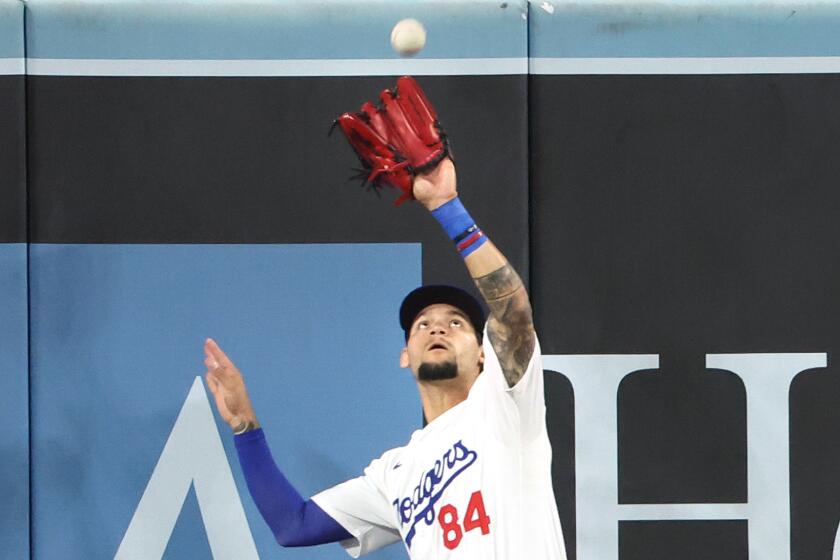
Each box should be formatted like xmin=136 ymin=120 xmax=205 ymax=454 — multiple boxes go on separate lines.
xmin=478 ymin=346 xmax=485 ymax=368
xmin=399 ymin=347 xmax=409 ymax=368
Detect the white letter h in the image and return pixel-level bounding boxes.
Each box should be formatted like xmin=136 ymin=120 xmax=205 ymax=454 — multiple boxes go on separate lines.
xmin=543 ymin=352 xmax=826 ymax=560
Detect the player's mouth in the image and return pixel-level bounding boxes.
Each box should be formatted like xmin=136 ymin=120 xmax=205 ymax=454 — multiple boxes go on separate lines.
xmin=426 ymin=342 xmax=450 ymax=352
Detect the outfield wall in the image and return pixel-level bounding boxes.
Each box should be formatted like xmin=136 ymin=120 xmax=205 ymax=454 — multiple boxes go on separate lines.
xmin=5 ymin=1 xmax=840 ymax=558
xmin=0 ymin=2 xmax=28 ymax=559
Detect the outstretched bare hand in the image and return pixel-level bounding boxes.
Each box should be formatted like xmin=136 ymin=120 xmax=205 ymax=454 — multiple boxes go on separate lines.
xmin=204 ymin=338 xmax=260 ymax=433
xmin=412 ymin=158 xmax=458 ymax=211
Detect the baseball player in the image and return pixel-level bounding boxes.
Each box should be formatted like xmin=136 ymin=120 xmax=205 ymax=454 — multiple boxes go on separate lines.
xmin=204 ymin=77 xmax=566 ymax=558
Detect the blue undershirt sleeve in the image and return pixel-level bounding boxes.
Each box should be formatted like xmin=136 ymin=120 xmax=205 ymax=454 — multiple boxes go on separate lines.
xmin=234 ymin=428 xmax=353 ymax=547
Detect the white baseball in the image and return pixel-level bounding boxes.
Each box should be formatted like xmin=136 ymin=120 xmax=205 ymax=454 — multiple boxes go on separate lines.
xmin=390 ymin=18 xmax=426 ymax=57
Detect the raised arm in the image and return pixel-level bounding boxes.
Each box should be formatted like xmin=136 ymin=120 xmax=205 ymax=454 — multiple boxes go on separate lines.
xmin=203 ymin=339 xmax=352 ymax=546
xmin=413 ymin=159 xmax=535 ymax=387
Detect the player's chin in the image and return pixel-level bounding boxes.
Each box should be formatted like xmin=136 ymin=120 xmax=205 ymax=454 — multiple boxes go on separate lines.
xmin=417 ymin=360 xmax=458 ymax=381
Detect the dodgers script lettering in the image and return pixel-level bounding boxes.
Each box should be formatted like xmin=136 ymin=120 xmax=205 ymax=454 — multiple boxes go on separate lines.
xmin=393 ymin=440 xmax=478 ymax=547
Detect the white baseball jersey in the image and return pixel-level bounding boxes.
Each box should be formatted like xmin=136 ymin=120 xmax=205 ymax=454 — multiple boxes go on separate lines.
xmin=312 ymin=333 xmax=567 ymax=559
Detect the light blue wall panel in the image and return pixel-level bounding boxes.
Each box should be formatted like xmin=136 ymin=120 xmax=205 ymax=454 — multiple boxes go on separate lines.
xmin=0 ymin=244 xmax=29 ymax=559
xmin=30 ymin=244 xmax=421 ymax=559
xmin=26 ymin=0 xmax=524 ymax=61
xmin=530 ymin=1 xmax=840 ymax=59
xmin=0 ymin=0 xmax=23 ymax=59
xmin=0 ymin=3 xmax=27 ymax=558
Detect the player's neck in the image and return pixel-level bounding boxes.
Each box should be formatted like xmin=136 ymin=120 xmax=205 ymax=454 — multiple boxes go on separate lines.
xmin=417 ymin=375 xmax=477 ymax=423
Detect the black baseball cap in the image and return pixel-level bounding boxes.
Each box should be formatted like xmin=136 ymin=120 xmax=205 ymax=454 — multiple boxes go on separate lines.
xmin=399 ymin=285 xmax=486 ymax=341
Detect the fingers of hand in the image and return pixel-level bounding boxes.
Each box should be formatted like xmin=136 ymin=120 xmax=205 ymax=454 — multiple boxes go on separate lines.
xmin=203 ymin=339 xmax=247 ymax=423
xmin=203 ymin=343 xmax=233 ymax=383
xmin=204 ymin=354 xmax=222 ymax=372
xmin=205 ymin=338 xmax=233 ymax=369
xmin=205 ymin=374 xmax=234 ymax=421
xmin=205 ymin=370 xmax=218 ymax=392
xmin=205 ymin=361 xmax=235 ymax=404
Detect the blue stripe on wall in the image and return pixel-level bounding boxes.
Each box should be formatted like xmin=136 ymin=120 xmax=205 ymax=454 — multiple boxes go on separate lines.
xmin=25 ymin=0 xmax=526 ymax=61
xmin=0 ymin=1 xmax=23 ymax=59
xmin=530 ymin=2 xmax=840 ymax=58
xmin=22 ymin=1 xmax=840 ymax=63
xmin=0 ymin=244 xmax=29 ymax=560
xmin=30 ymin=244 xmax=421 ymax=559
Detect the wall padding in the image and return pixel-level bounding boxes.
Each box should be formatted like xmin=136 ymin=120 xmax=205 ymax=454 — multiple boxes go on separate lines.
xmin=25 ymin=1 xmax=527 ymax=558
xmin=0 ymin=1 xmax=28 ymax=558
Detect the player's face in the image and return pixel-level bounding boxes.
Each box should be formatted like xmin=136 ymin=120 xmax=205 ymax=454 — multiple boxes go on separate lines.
xmin=400 ymin=303 xmax=483 ymax=380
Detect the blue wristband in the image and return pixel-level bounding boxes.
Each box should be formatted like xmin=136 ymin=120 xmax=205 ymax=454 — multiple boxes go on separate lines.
xmin=431 ymin=197 xmax=487 ymax=257
xmin=431 ymin=198 xmax=475 ymax=240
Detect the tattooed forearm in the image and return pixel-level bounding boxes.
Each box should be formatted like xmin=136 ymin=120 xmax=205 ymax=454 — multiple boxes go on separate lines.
xmin=473 ymin=263 xmax=536 ymax=387
xmin=474 ymin=263 xmax=521 ymax=301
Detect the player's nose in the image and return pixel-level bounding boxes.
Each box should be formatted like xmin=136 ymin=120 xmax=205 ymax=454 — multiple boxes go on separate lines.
xmin=429 ymin=321 xmax=447 ymax=335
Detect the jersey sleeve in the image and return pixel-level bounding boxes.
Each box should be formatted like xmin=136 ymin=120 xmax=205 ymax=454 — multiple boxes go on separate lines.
xmin=477 ymin=330 xmax=547 ymax=442
xmin=310 ymin=455 xmax=402 ymax=557
xmin=234 ymin=428 xmax=353 ymax=546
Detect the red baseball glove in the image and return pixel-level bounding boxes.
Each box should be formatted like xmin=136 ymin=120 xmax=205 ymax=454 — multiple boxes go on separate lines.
xmin=334 ymin=76 xmax=450 ymax=205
